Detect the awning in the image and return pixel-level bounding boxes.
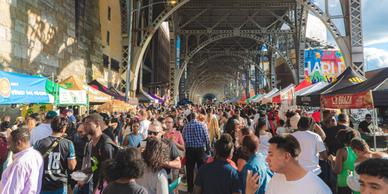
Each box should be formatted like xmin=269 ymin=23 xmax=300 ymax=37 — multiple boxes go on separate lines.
xmin=0 ymin=70 xmax=54 ymax=104
xmin=88 ymin=80 xmax=126 ymax=101
xmin=97 ymin=99 xmax=135 ymax=113
xmin=148 ymin=93 xmax=164 ymax=104
xmin=295 ymin=80 xmax=312 ymax=92
xmin=246 ymin=94 xmax=262 ymax=103
xmin=251 ymin=88 xmax=279 ymax=103
xmin=297 ymin=67 xmax=366 ymax=107
xmin=266 ymin=84 xmax=295 ymax=104
xmin=60 ymin=75 xmax=84 ymax=90
xmin=322 ymin=67 xmax=388 ymax=108
xmin=87 ymin=86 xmax=112 ymax=103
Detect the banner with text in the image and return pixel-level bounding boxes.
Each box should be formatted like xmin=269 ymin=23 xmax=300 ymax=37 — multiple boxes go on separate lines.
xmin=321 ymin=91 xmax=374 ymax=109
xmin=304 ymin=49 xmax=346 ymax=84
xmin=0 ymin=70 xmax=53 ymax=104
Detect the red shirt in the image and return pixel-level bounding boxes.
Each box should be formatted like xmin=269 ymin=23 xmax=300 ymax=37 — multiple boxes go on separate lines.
xmin=164 ymin=130 xmax=184 ymax=146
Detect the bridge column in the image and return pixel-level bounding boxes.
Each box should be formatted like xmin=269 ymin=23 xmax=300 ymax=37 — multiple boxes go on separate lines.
xmin=348 ymin=0 xmax=365 ymax=75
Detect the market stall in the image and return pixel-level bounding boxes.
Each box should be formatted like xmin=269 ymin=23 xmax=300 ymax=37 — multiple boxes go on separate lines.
xmin=321 ymin=67 xmax=388 ymax=149
xmin=261 ymin=85 xmax=294 ymax=104
xmin=46 ymin=80 xmax=87 ymax=106
xmin=88 ymin=80 xmax=126 ymax=101
xmin=297 ymin=67 xmax=365 ymax=107
xmin=246 ymin=93 xmax=262 ymax=103
xmin=295 ymin=80 xmax=312 ymax=92
xmin=295 ymin=82 xmax=329 ymax=105
xmin=97 ymin=99 xmax=135 ymax=113
xmin=252 ymin=88 xmax=279 ymax=103
xmin=60 ymin=76 xmax=112 ymax=104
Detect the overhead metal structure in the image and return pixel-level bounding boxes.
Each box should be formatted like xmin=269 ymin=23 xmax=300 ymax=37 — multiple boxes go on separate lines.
xmin=119 ymin=0 xmax=365 ymax=103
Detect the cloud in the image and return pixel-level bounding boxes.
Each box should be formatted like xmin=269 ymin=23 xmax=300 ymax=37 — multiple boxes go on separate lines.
xmin=364 ymin=35 xmax=388 ymax=47
xmin=362 ymin=0 xmax=388 ymax=46
xmin=364 ymin=47 xmax=388 ymax=71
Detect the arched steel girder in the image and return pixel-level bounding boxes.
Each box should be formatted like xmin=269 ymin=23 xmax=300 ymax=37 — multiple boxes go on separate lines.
xmin=127 ymin=0 xmax=190 ymax=95
xmin=122 ymin=0 xmax=359 ymax=100
xmin=192 ymin=68 xmax=239 ymax=86
xmin=296 ymin=0 xmax=351 ymax=68
xmin=175 ymin=33 xmax=297 ymax=91
xmin=189 ymin=54 xmax=270 ymax=99
xmin=191 ymin=81 xmax=230 ymax=101
xmin=189 ymin=75 xmax=234 ymax=100
xmin=193 ymin=53 xmax=265 ymax=75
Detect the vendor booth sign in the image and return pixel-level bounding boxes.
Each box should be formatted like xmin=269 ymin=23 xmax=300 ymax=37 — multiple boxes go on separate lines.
xmin=321 ymin=91 xmax=374 ymax=109
xmin=58 ymin=88 xmax=87 ymax=105
xmin=0 ymin=70 xmax=53 ymax=104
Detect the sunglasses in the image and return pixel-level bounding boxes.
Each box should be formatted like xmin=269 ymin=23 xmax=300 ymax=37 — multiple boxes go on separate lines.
xmin=148 ymin=131 xmax=159 ymax=136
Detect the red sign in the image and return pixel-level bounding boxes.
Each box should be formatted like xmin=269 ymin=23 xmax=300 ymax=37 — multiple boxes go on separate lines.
xmin=321 ymin=91 xmax=374 ymax=109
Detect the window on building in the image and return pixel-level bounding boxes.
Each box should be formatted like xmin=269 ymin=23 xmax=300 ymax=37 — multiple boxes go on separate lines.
xmin=106 ymin=30 xmax=110 ymax=46
xmin=108 ymin=6 xmax=111 ymax=21
xmin=103 ymin=54 xmax=109 ymax=68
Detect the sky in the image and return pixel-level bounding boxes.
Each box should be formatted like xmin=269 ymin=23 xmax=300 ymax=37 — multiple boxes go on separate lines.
xmin=362 ymin=0 xmax=388 ymax=71
xmin=311 ymin=0 xmax=388 ymax=71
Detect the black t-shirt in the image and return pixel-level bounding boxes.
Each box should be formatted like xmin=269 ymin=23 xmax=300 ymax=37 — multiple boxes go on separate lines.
xmin=324 ymin=125 xmax=346 ymax=155
xmin=103 ymin=181 xmax=148 ymax=194
xmin=35 ymin=136 xmax=76 ymax=191
xmin=91 ymin=134 xmax=118 ymax=189
xmin=358 ymin=121 xmax=371 ymax=133
xmin=71 ymin=133 xmax=89 ymax=171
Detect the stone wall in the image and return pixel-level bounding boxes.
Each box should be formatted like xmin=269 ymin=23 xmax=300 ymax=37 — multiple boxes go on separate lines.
xmin=0 ymin=0 xmax=103 ymax=83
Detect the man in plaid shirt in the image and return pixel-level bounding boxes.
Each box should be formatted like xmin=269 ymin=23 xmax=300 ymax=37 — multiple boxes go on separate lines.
xmin=183 ymin=112 xmax=210 ymax=193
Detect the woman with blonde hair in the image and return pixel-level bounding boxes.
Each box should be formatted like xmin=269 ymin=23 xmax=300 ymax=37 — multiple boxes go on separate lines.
xmin=206 ymin=108 xmax=221 ymax=145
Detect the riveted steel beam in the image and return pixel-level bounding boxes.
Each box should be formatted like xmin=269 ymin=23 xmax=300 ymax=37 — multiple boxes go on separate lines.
xmin=175 ymin=33 xmax=297 ymax=90
xmin=178 ymin=29 xmax=294 ymax=34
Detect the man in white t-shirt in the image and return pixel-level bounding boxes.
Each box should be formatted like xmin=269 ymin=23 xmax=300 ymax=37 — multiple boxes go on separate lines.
xmin=291 ymin=116 xmax=328 ymax=175
xmin=137 ymin=109 xmax=151 ymax=139
xmin=263 ymin=135 xmax=332 ymax=194
xmin=30 ymin=111 xmax=57 ymax=145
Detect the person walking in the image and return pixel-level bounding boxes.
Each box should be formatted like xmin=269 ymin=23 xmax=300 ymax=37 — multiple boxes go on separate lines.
xmin=291 ymin=117 xmax=328 ymax=176
xmin=123 ymin=120 xmax=143 ymax=148
xmin=329 ymin=128 xmax=357 ymax=194
xmin=182 ymin=112 xmax=210 ymax=193
xmin=0 ymin=128 xmax=44 ymax=194
xmin=35 ymin=116 xmax=77 ymax=194
xmin=240 ymin=135 xmax=272 ymax=194
xmin=103 ymin=148 xmax=148 ymax=194
xmin=137 ymin=138 xmax=170 ymax=194
xmin=30 ymin=111 xmax=58 ymax=145
xmin=81 ymin=113 xmax=118 ymax=192
xmin=264 ymin=135 xmax=332 ymax=194
xmin=194 ymin=134 xmax=241 ymax=194
xmin=356 ymin=158 xmax=388 ymax=194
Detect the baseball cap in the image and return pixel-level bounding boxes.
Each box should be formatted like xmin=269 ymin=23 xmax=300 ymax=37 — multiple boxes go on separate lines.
xmin=46 ymin=111 xmax=58 ymax=119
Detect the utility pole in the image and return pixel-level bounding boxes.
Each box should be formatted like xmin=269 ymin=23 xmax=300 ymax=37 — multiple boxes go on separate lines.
xmin=125 ymin=0 xmax=133 ymax=102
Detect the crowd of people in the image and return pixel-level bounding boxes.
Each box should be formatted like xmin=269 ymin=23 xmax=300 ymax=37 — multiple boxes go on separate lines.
xmin=0 ymin=103 xmax=387 ymax=194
